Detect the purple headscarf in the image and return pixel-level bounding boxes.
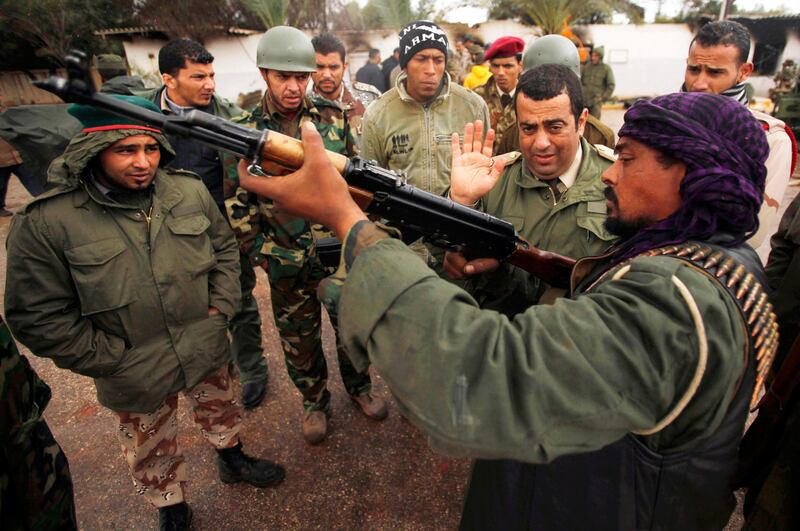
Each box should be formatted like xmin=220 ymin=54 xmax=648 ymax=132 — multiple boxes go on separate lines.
xmin=612 ymin=91 xmax=768 ymax=262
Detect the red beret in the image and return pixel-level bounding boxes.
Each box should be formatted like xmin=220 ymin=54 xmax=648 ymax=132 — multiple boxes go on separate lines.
xmin=484 ymin=36 xmax=525 ymax=61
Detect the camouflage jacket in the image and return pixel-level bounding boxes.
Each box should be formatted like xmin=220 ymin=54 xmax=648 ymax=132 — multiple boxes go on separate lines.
xmin=313 ymin=83 xmax=373 ymax=145
xmin=1 ymin=316 xmax=76 ymax=530
xmin=473 ymin=78 xmax=517 ymax=154
xmin=223 ymin=92 xmax=356 ymax=268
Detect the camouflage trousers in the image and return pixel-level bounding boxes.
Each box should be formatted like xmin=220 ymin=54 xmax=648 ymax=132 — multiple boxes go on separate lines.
xmin=229 ymin=251 xmax=268 ymax=385
xmin=113 ymin=367 xmax=242 ymax=508
xmin=266 ymin=251 xmax=371 ymax=412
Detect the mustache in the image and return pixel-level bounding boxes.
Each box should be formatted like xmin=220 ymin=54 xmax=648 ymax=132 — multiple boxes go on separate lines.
xmin=603 ymin=187 xmax=618 ymax=204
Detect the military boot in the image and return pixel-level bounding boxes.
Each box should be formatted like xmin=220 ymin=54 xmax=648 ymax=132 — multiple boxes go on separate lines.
xmin=351 ymin=393 xmax=388 ymax=421
xmin=302 ymin=409 xmax=328 ymax=444
xmin=158 ymin=502 xmax=192 ymax=531
xmin=216 ymin=442 xmax=285 ymax=488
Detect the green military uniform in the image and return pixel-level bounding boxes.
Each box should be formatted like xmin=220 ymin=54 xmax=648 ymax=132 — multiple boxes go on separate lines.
xmin=468 ymin=138 xmax=616 ymax=314
xmin=1 ymin=316 xmax=77 ymax=530
xmin=473 ymin=78 xmax=517 ymax=155
xmin=5 ymin=127 xmax=241 ymax=412
xmin=224 ymin=93 xmax=370 ymax=411
xmin=334 ymin=223 xmax=746 ymax=459
xmin=581 ymin=48 xmax=615 ymax=119
xmin=496 ymin=114 xmax=615 ymax=154
xmin=136 ymin=86 xmax=269 ymax=390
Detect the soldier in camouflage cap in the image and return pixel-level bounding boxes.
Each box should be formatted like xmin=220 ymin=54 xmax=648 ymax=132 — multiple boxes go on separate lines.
xmin=224 ymin=25 xmax=387 ymax=445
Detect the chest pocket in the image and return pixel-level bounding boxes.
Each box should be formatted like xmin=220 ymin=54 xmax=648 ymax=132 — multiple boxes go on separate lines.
xmin=166 ymin=213 xmax=216 ymax=277
xmin=576 ymin=213 xmax=616 ymax=243
xmin=64 ymin=238 xmax=136 ymax=316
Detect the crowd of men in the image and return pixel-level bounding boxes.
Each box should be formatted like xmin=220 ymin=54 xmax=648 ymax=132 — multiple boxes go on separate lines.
xmin=1 ymin=17 xmax=799 ymax=531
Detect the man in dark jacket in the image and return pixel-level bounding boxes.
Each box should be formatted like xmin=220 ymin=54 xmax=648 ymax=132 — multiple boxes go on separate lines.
xmin=4 ymin=96 xmax=285 ymax=530
xmin=137 ymin=39 xmax=270 ymax=409
xmin=356 ymin=48 xmax=386 ymax=93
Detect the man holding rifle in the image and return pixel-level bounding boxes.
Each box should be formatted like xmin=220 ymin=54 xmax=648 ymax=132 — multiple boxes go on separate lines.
xmin=224 ymin=26 xmax=386 ymax=445
xmin=236 ymin=91 xmax=777 ymax=529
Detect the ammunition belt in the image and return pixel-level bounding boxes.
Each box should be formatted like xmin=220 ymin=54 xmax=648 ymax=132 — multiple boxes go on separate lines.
xmin=643 ymin=242 xmax=778 ymax=408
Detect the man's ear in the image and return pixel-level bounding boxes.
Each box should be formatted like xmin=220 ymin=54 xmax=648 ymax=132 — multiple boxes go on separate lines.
xmin=576 ymin=108 xmax=588 ymax=136
xmin=162 ymin=72 xmax=175 ymax=90
xmin=739 ymin=61 xmax=754 ymax=83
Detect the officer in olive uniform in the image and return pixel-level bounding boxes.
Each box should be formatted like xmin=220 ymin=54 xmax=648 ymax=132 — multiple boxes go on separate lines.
xmin=447 ymin=64 xmax=617 ymax=314
xmin=496 ymin=35 xmax=615 ymax=155
xmin=224 ymin=26 xmax=387 ymax=445
xmin=581 ymin=45 xmax=615 ymax=119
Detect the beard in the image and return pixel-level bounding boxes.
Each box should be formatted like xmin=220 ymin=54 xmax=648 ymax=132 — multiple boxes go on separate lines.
xmin=603 ymin=187 xmax=651 ymax=239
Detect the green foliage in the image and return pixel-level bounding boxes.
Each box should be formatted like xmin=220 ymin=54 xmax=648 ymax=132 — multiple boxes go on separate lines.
xmin=489 ymin=0 xmax=643 ymax=34
xmin=0 ymin=0 xmax=133 ymax=68
xmin=241 ymin=0 xmax=288 ymax=28
xmin=361 ymin=0 xmax=437 ymax=30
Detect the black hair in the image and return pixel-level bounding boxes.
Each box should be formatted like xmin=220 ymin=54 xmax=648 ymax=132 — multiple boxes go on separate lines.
xmin=516 ymin=64 xmax=584 ymax=128
xmin=158 ymin=39 xmax=214 ymax=77
xmin=312 ymin=33 xmax=346 ymax=63
xmin=691 ymin=20 xmax=751 ymax=65
xmin=368 ymin=48 xmax=381 ymax=60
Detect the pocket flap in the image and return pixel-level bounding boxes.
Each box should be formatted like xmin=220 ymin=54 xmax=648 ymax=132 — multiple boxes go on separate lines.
xmin=65 ymin=238 xmax=126 ymax=266
xmin=576 ymin=214 xmax=616 ymax=241
xmin=167 ymin=214 xmax=211 ymax=236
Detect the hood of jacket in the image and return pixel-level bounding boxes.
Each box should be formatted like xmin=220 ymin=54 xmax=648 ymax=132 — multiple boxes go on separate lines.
xmin=47 ymin=128 xmax=175 ymax=188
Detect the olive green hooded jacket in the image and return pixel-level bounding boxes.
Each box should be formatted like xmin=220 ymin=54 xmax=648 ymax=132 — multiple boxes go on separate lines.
xmin=4 ymin=129 xmax=241 ymax=412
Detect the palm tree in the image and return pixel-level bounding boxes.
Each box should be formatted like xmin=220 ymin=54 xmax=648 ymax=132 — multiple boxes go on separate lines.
xmin=491 ymin=0 xmax=644 ymax=34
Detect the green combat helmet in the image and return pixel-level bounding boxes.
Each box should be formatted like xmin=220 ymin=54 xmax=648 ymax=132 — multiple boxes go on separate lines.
xmin=257 ymin=26 xmax=316 ymax=72
xmin=523 ymin=35 xmax=580 ymax=76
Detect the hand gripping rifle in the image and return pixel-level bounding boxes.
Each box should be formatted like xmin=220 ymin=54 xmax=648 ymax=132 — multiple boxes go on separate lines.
xmin=35 ymin=50 xmax=576 ymax=287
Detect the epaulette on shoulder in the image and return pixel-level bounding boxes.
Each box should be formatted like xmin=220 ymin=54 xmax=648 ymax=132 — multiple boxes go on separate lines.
xmin=164 ymin=167 xmax=202 ymax=180
xmin=593 ymin=143 xmax=617 ymax=162
xmin=353 ymin=81 xmax=382 ymax=97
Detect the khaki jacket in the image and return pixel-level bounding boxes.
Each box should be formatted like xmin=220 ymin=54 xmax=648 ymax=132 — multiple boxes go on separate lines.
xmin=4 ymin=129 xmax=241 ymax=412
xmin=361 ymin=72 xmax=490 ymax=195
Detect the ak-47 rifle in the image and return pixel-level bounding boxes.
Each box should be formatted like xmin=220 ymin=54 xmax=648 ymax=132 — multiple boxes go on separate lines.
xmin=35 ymin=50 xmax=576 ymax=287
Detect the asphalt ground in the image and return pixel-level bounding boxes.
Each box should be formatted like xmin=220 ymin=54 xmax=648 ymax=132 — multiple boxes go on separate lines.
xmin=1 ymin=108 xmax=797 ymax=529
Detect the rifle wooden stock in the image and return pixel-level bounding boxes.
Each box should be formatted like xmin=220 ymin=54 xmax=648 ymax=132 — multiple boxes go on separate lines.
xmin=31 ymin=50 xmax=576 ymax=287
xmin=508 ymin=247 xmax=577 ymax=288
xmin=258 ymin=130 xmax=376 ymax=210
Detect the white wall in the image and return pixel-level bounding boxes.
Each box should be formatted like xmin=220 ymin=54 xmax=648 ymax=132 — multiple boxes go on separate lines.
xmin=123 ymin=22 xmax=792 ymax=102
xmin=576 ymin=24 xmax=694 ymax=98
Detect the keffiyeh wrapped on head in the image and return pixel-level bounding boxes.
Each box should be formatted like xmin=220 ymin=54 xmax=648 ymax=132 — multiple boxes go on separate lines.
xmin=614 ymin=91 xmax=768 ymax=261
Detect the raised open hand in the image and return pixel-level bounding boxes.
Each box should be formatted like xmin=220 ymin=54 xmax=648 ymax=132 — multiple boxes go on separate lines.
xmin=449 ymin=120 xmax=508 ymax=206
